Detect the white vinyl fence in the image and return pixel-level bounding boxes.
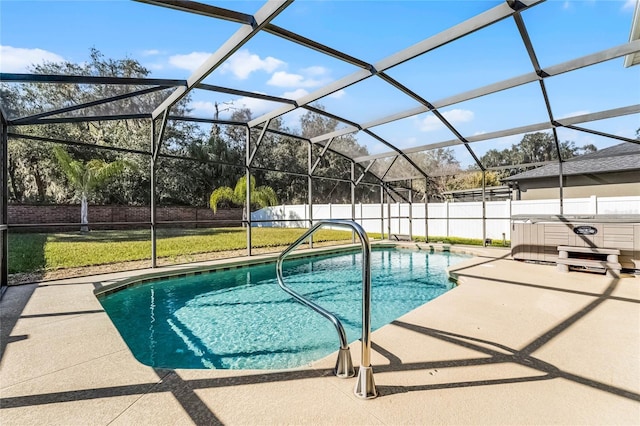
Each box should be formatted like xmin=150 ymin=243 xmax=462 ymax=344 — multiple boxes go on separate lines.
xmin=251 ymin=195 xmax=640 ymax=241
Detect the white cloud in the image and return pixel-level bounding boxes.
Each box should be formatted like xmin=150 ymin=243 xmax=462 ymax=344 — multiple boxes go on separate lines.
xmin=418 ymin=108 xmax=474 ymax=132
xmin=417 ymin=116 xmax=443 ymax=132
xmin=0 ymin=45 xmax=64 ymax=72
xmin=623 ymin=0 xmax=636 ymax=10
xmin=268 ymin=71 xmax=305 ymax=87
xmin=168 ymin=48 xmax=328 ymax=91
xmin=141 ymin=49 xmax=161 ymax=56
xmin=144 ymin=62 xmax=165 ymax=71
xmin=189 ymin=101 xmax=218 ymax=117
xmin=283 ymin=88 xmax=310 ymax=99
xmin=267 ymin=64 xmax=332 ymax=88
xmin=189 ymin=97 xmax=275 ymax=119
xmin=231 ymin=97 xmax=276 ymax=116
xmin=302 ymin=66 xmax=329 ymax=76
xmin=445 ymin=109 xmax=475 ymax=122
xmin=328 ymin=89 xmax=346 ymax=99
xmin=169 ymin=51 xmax=211 ymax=72
xmin=267 ymin=71 xmax=326 ymax=88
xmin=220 ymin=49 xmax=284 ymax=80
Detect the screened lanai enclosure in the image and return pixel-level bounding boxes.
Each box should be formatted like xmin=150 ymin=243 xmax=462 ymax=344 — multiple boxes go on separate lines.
xmin=1 ymin=0 xmax=639 ymax=291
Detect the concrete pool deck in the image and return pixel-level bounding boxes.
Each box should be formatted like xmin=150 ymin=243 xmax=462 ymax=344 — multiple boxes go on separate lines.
xmin=1 ymin=244 xmax=639 ymax=425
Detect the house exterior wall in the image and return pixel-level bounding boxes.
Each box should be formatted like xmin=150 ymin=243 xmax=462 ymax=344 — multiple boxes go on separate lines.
xmin=519 ymin=182 xmax=640 ymax=200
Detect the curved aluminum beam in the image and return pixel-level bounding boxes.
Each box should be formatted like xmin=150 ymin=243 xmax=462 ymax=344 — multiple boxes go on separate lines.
xmin=317 ymin=39 xmax=640 ymax=165
xmin=151 ymin=0 xmax=293 ymax=119
xmin=249 ymin=1 xmax=541 ymax=129
xmin=353 ymin=104 xmax=640 ymax=164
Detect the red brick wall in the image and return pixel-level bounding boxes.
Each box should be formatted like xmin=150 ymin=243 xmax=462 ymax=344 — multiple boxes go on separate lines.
xmin=8 ymin=204 xmax=243 ymax=232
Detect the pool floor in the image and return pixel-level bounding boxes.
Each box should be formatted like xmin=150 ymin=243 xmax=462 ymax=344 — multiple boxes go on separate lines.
xmin=99 ymin=248 xmax=469 ymax=369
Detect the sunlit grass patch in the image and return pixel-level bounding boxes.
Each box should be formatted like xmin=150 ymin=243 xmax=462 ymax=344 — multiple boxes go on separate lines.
xmin=8 ymin=227 xmax=376 ymax=274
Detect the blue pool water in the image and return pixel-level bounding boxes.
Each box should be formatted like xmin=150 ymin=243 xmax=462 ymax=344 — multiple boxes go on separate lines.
xmin=99 ymin=248 xmax=469 ymax=370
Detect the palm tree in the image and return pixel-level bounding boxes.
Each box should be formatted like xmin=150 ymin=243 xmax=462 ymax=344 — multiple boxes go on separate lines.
xmin=53 ymin=146 xmax=132 ymax=232
xmin=209 ymin=175 xmax=277 ymax=225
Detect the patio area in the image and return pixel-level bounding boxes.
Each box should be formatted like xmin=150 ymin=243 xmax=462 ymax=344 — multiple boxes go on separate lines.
xmin=1 ymin=245 xmax=638 ymax=425
xmin=1 ymin=1 xmax=639 ymax=424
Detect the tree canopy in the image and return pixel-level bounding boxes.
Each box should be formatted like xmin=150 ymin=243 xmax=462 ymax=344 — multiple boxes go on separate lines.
xmin=3 ymin=52 xmax=594 ymax=207
xmin=480 ymin=132 xmax=597 ymax=174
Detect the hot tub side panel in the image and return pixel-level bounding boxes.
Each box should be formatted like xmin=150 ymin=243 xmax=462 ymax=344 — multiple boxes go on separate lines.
xmin=511 ymin=219 xmax=639 ymax=270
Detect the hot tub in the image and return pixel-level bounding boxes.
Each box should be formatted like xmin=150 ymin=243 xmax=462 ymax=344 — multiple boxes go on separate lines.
xmin=511 ymin=214 xmax=640 ymax=271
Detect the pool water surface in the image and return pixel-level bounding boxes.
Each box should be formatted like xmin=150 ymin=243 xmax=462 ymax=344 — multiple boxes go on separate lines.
xmin=99 ymin=248 xmax=469 ymax=370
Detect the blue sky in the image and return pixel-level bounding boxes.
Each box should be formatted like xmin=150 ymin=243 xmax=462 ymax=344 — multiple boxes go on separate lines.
xmin=1 ymin=0 xmax=639 ymax=168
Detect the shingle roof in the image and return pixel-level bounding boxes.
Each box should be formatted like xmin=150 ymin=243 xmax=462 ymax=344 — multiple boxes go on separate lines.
xmin=502 ymin=143 xmax=640 ymax=181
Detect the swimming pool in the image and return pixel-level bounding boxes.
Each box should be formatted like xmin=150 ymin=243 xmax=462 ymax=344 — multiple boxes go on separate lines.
xmin=98 ymin=247 xmax=469 ymax=370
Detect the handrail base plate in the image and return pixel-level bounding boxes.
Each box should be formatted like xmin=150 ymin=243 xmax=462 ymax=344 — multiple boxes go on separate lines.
xmin=334 ymin=347 xmax=355 ymax=378
xmin=354 ymin=365 xmax=377 ymax=399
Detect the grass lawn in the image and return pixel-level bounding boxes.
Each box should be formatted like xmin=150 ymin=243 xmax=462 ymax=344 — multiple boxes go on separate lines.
xmin=8 ymin=227 xmax=378 ymax=274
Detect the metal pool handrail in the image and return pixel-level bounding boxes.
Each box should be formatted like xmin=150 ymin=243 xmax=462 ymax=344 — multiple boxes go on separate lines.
xmin=276 ymin=219 xmax=377 ymax=399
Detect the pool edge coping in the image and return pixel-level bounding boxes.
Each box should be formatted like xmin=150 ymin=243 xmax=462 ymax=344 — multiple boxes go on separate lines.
xmin=93 ymin=241 xmax=491 ymax=297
